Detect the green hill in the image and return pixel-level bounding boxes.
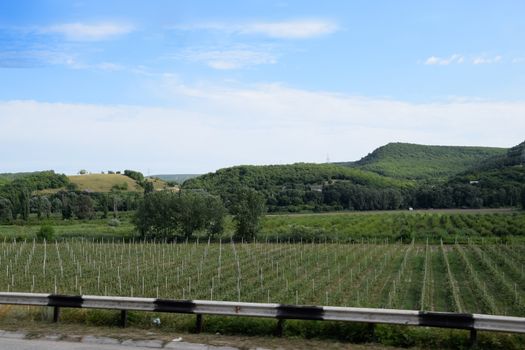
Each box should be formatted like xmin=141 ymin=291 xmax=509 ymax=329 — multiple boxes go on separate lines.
xmin=183 ymin=163 xmax=412 ymax=212
xmin=68 ymin=174 xmax=143 ymax=192
xmin=450 ymin=140 xmax=525 ymax=190
xmin=338 ymin=142 xmax=506 ymax=180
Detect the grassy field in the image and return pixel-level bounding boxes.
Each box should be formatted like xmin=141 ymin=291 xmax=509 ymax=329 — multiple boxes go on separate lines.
xmin=0 ymin=240 xmax=523 ymax=316
xmin=69 ymin=174 xmax=142 ymax=192
xmin=35 ymin=173 xmax=175 ymax=194
xmin=1 ymin=210 xmax=525 ymax=243
xmin=261 ymin=210 xmax=525 ymax=243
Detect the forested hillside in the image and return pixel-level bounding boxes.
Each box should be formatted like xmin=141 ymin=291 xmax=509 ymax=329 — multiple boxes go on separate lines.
xmin=184 ymin=142 xmax=525 ymax=212
xmin=0 ymin=171 xmax=70 ymax=221
xmin=0 ymin=172 xmax=43 ymax=186
xmin=338 ymin=143 xmax=506 ymax=180
xmin=183 ymin=163 xmax=412 ymax=212
xmin=150 ymin=174 xmax=200 ymax=183
xmin=440 ymin=140 xmax=525 ymax=207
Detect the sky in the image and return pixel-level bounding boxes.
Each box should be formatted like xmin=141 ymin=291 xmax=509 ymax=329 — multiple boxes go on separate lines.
xmin=1 ymin=0 xmax=525 ymax=175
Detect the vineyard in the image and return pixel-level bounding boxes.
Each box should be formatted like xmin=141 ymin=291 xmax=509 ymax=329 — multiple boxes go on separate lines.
xmin=262 ymin=211 xmax=525 ymax=242
xmin=0 ymin=239 xmax=523 ymax=317
xmin=1 ymin=211 xmax=525 ymax=243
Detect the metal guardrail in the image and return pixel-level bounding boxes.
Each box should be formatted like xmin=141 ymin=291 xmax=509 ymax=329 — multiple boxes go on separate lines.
xmin=0 ymin=292 xmax=523 ymax=343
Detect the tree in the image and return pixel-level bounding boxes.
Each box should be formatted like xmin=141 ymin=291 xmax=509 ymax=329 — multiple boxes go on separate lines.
xmin=110 ymin=191 xmax=121 ymax=218
xmin=143 ymin=181 xmax=154 ymax=194
xmin=60 ymin=192 xmax=76 ymax=219
xmin=99 ymin=194 xmax=109 ymax=219
xmin=31 ymin=196 xmax=51 ymax=219
xmin=19 ymin=188 xmax=30 ymax=221
xmin=230 ymin=188 xmax=266 ymax=240
xmin=0 ymin=197 xmax=13 ymax=223
xmin=51 ymin=198 xmax=62 ymax=214
xmin=39 ymin=196 xmax=51 ymax=219
xmin=134 ymin=191 xmax=178 ymax=239
xmin=124 ymin=170 xmax=145 ymax=183
xmin=176 ymin=191 xmax=226 ymax=238
xmin=134 ymin=190 xmax=226 ymax=240
xmin=75 ymin=194 xmax=95 ymax=220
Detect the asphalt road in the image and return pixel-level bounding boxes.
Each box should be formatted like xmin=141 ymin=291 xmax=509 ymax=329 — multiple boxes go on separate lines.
xmin=0 ymin=337 xmax=233 ymax=350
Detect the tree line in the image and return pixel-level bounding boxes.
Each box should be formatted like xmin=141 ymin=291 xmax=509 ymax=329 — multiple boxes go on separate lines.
xmin=0 ymin=169 xmax=267 ymax=241
xmin=134 ymin=187 xmax=265 ymax=241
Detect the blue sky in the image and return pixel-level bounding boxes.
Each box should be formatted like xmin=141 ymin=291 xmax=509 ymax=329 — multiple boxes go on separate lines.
xmin=1 ymin=1 xmax=525 ymax=174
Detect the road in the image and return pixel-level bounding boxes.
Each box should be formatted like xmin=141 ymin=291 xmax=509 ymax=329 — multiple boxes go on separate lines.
xmin=0 ymin=337 xmax=237 ymax=350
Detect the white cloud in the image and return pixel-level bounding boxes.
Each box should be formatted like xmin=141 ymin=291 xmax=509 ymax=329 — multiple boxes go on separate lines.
xmin=177 ymin=48 xmax=277 ymax=70
xmin=473 ymin=55 xmax=502 ymax=64
xmin=2 ymin=83 xmax=524 ymax=174
xmin=239 ymin=20 xmax=338 ymax=39
xmin=43 ymin=22 xmax=134 ymax=41
xmin=95 ymin=62 xmax=125 ymax=71
xmin=512 ymin=57 xmax=524 ymax=64
xmin=424 ymin=54 xmax=464 ymax=65
xmin=175 ymin=19 xmax=338 ymax=39
xmin=424 ymin=54 xmax=506 ymax=66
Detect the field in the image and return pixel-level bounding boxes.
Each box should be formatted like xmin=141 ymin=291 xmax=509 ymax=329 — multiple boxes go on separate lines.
xmin=0 ymin=239 xmax=523 ymax=317
xmin=1 ymin=211 xmax=525 ymax=244
xmin=69 ymin=174 xmax=143 ymax=192
xmin=261 ymin=210 xmax=525 ymax=243
xmin=35 ymin=174 xmax=173 ymax=193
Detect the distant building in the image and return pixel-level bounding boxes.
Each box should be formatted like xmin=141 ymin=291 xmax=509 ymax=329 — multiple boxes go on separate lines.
xmin=469 ymin=180 xmax=480 ymax=184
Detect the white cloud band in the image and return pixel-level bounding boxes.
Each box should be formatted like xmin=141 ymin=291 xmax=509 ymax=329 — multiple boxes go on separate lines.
xmin=1 ymin=83 xmax=524 ymax=173
xmin=43 ymin=22 xmax=134 ymax=41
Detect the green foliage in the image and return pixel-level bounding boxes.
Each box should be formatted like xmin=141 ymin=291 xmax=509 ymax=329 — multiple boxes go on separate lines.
xmin=66 ymin=182 xmax=79 ymax=191
xmin=0 ymin=197 xmax=13 ymax=223
xmin=123 ymin=169 xmax=145 ymax=183
xmin=36 ymin=224 xmax=54 ymax=241
xmin=261 ymin=212 xmax=525 ymax=243
xmin=108 ymin=218 xmax=121 ymax=227
xmin=134 ymin=190 xmax=226 ymax=239
xmin=0 ymin=171 xmax=42 ymax=185
xmin=0 ymin=171 xmax=69 ymax=220
xmin=111 ymin=182 xmax=129 ymax=191
xmin=184 ymin=163 xmax=410 ymax=213
xmin=151 ymin=174 xmax=200 ymax=183
xmin=74 ymin=194 xmax=95 ymax=220
xmin=30 ymin=196 xmax=51 ymax=219
xmin=230 ymin=188 xmax=266 ymax=240
xmin=143 ymin=181 xmax=154 ymax=194
xmin=340 ymin=142 xmax=506 ymax=180
xmin=445 ymin=140 xmax=525 ymax=208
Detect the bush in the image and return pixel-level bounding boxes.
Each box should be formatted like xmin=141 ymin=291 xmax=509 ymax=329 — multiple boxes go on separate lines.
xmin=37 ymin=224 xmax=54 ymax=241
xmin=108 ymin=218 xmax=121 ymax=227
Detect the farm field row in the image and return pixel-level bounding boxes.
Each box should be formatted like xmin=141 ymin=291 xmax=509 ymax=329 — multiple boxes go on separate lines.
xmin=1 ymin=211 xmax=525 ymax=243
xmin=261 ymin=211 xmax=525 ymax=242
xmin=0 ymin=240 xmax=523 ymax=316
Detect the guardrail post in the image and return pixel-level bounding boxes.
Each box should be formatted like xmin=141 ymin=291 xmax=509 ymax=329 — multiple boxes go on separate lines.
xmin=53 ymin=306 xmax=60 ymax=323
xmin=469 ymin=329 xmax=477 ymax=348
xmin=275 ymin=319 xmax=285 ymax=337
xmin=120 ymin=310 xmax=128 ymax=328
xmin=195 ymin=314 xmax=203 ymax=333
xmin=368 ymin=323 xmax=376 ymax=341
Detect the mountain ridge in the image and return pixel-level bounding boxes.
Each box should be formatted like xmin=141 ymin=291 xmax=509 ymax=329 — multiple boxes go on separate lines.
xmin=337 ymin=142 xmax=506 ymax=180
